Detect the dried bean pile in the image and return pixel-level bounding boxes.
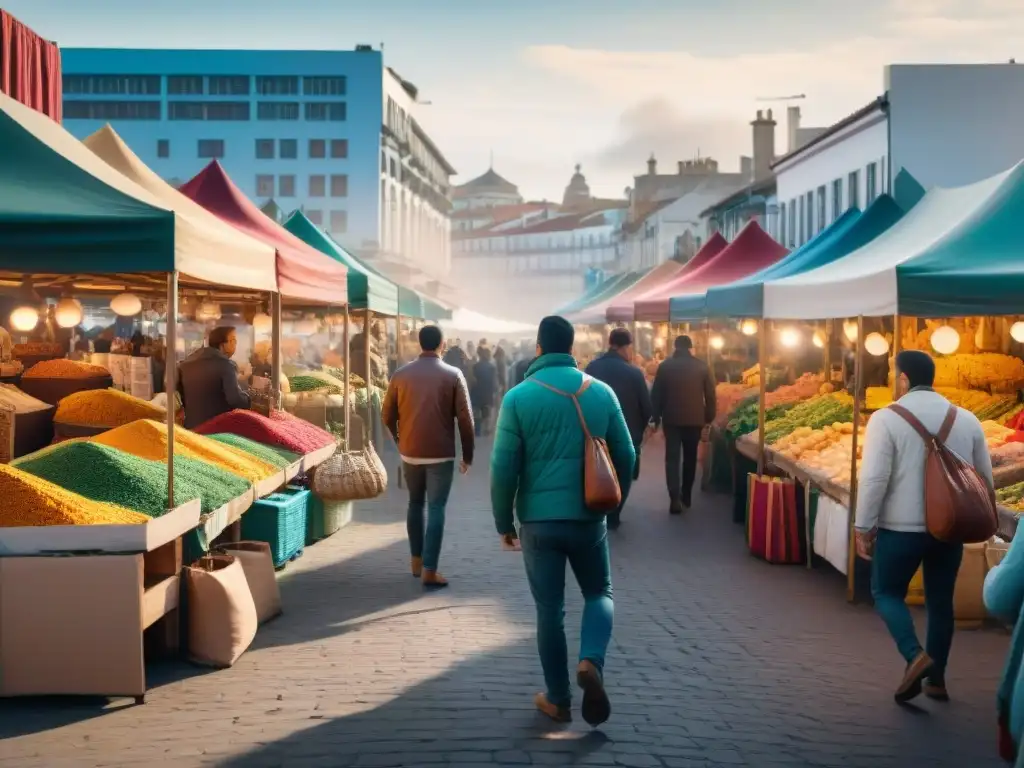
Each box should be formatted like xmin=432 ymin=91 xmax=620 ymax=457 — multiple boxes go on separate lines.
xmin=194 ymin=409 xmax=335 ymax=454
xmin=55 ymin=388 xmax=165 ymax=427
xmin=0 ymin=463 xmax=148 ymax=527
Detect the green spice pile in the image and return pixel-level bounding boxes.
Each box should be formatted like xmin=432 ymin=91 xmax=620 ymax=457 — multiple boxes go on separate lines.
xmin=17 ymin=441 xmax=252 ymax=517
xmin=208 ymin=433 xmax=300 ymax=469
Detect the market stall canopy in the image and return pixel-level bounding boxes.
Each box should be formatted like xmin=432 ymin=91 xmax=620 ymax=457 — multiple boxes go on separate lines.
xmin=399 ymin=288 xmax=451 ymax=322
xmin=179 ymin=161 xmax=348 ymax=304
xmin=690 ymin=195 xmax=905 ymax=320
xmin=761 ymin=163 xmax=1020 ymax=319
xmin=571 ymin=269 xmax=650 ymax=317
xmin=568 ymin=261 xmax=683 ymax=325
xmin=441 ymin=307 xmax=536 ymax=336
xmin=635 ymin=222 xmax=788 ymax=322
xmin=608 ymin=232 xmax=728 ymax=323
xmin=83 ymin=125 xmax=278 ymax=293
xmin=283 ymin=211 xmax=399 ymax=315
xmin=553 ymin=273 xmax=620 ymax=316
xmin=0 ymin=90 xmax=174 ymax=274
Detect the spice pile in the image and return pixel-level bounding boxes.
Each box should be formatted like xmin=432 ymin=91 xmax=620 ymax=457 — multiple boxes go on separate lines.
xmin=0 ymin=384 xmax=50 ymax=413
xmin=17 ymin=441 xmax=251 ymax=517
xmin=23 ymin=359 xmax=110 ymax=379
xmin=0 ymin=463 xmax=148 ymax=527
xmin=91 ymin=419 xmax=279 ymax=484
xmin=55 ymin=388 xmax=165 ymax=427
xmin=208 ymin=433 xmax=300 ymax=469
xmin=194 ymin=409 xmax=335 ymax=454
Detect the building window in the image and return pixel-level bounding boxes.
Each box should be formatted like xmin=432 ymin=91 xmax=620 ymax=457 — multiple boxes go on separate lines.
xmin=817 ymin=185 xmax=827 ymax=233
xmin=330 ymin=175 xmax=348 ymax=197
xmin=305 ymin=102 xmax=346 ymax=121
xmin=832 ymin=179 xmax=843 ymax=221
xmin=866 ymin=162 xmax=878 ymax=204
xmin=848 ymin=170 xmax=860 ymax=210
xmin=389 ymin=158 xmax=397 ymax=178
xmin=303 ymin=76 xmax=346 ymax=96
xmin=330 ymin=210 xmax=348 ymax=233
xmin=167 ymin=76 xmax=203 ymax=95
xmin=381 ymin=152 xmax=387 ymax=172
xmin=256 ymin=175 xmax=275 ymax=197
xmin=309 ymin=139 xmax=326 ymax=159
xmin=256 ymin=102 xmax=299 ymax=121
xmin=306 ymin=209 xmax=323 ymax=226
xmin=279 ymin=139 xmax=297 ymax=159
xmin=157 ymin=139 xmax=170 ymax=158
xmin=279 ymin=175 xmax=296 ymax=197
xmin=309 ymin=175 xmax=326 ymax=197
xmin=169 ymin=101 xmax=249 ymax=120
xmin=208 ymin=76 xmax=250 ymax=96
xmin=788 ymin=200 xmax=796 ymax=248
xmin=330 ymin=139 xmax=348 ymax=159
xmin=62 ymin=100 xmax=161 ymax=120
xmin=62 ymin=75 xmax=160 ymax=95
xmin=255 ymin=76 xmax=298 ymax=95
xmin=198 ymin=139 xmax=225 ymax=159
xmin=805 ymin=191 xmax=814 ymax=242
xmin=779 ymin=203 xmax=786 ymax=246
xmin=255 ymin=139 xmax=275 ymax=159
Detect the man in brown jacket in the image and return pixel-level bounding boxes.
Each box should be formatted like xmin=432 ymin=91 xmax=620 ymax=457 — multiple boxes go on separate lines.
xmin=382 ymin=325 xmax=475 ymax=588
xmin=651 ymin=335 xmax=716 ymax=514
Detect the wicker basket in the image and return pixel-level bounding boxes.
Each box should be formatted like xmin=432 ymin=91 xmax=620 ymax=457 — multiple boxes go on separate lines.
xmin=987 ymin=538 xmax=1011 ymax=570
xmin=240 ymin=486 xmax=309 ymax=568
xmin=300 ymin=482 xmax=353 ymax=545
xmin=312 ymin=444 xmax=386 ymax=502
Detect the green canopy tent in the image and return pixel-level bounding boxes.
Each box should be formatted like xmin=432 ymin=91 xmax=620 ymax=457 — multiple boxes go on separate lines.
xmin=554 ymin=272 xmax=625 ymax=316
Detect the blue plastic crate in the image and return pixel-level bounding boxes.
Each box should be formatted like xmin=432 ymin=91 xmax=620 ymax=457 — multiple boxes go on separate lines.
xmin=241 ymin=486 xmax=309 ymax=568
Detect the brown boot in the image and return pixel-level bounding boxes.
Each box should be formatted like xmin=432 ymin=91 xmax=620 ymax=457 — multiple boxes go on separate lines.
xmin=895 ymin=651 xmax=934 ymax=703
xmin=924 ymin=680 xmax=949 ymax=701
xmin=422 ymin=569 xmax=449 ymax=589
xmin=410 ymin=557 xmax=422 ymax=578
xmin=577 ymin=660 xmax=611 ymax=726
xmin=534 ymin=692 xmax=571 ymax=723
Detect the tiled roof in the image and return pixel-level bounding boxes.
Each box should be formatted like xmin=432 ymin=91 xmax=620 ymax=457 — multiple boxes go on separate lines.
xmin=455 ymin=209 xmax=613 ymax=240
xmin=451 ymin=202 xmax=551 ymax=221
xmin=620 ymin=198 xmax=676 ymax=235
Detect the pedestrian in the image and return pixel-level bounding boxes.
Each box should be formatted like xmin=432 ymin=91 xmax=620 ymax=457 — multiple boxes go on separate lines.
xmin=443 ymin=338 xmax=467 ymax=373
xmin=650 ymin=335 xmax=716 ymax=513
xmin=490 ymin=315 xmax=635 ymax=726
xmin=382 ymin=325 xmax=475 ymax=589
xmin=584 ymin=327 xmax=652 ymax=530
xmin=178 ymin=326 xmax=251 ymax=429
xmin=511 ymin=354 xmax=535 ymax=387
xmin=983 ymin=532 xmax=1024 ymax=762
xmin=471 ymin=345 xmax=498 ymax=436
xmin=855 ymin=349 xmax=993 ymax=703
xmin=493 ymin=345 xmax=508 ymax=395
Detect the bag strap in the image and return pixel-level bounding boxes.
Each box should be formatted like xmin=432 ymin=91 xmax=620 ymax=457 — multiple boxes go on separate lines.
xmin=530 ymin=376 xmax=595 ymax=441
xmin=889 ymin=403 xmax=957 ymax=446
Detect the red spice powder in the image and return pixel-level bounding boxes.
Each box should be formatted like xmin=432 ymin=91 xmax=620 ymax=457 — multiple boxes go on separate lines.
xmin=193 ymin=409 xmax=335 ymax=454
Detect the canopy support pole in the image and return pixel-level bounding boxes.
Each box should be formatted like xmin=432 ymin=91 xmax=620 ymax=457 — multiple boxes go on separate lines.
xmin=342 ymin=305 xmax=350 ymax=451
xmin=757 ymin=320 xmax=767 ymax=475
xmin=396 ymin=313 xmax=404 ymax=368
xmin=271 ymin=292 xmax=282 ymax=409
xmin=365 ymin=310 xmax=375 ymax=449
xmin=891 ymin=313 xmax=901 ymax=401
xmin=847 ymin=314 xmax=865 ymax=603
xmin=165 ymin=271 xmax=179 ymax=511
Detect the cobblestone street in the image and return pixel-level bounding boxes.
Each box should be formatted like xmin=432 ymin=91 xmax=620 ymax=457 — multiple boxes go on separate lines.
xmin=0 ymin=438 xmax=1012 ymax=767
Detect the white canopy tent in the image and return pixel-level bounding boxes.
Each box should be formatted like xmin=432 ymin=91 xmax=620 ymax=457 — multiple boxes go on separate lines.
xmin=441 ymin=308 xmax=536 ymax=338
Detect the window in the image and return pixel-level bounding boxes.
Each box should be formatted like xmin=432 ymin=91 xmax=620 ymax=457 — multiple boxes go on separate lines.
xmin=157 ymin=139 xmax=170 ymax=158
xmin=305 ymin=102 xmax=346 ymax=121
xmin=256 ymin=76 xmax=298 ymax=95
xmin=788 ymin=200 xmax=796 ymax=248
xmin=256 ymin=102 xmax=299 ymax=120
xmin=866 ymin=162 xmax=878 ymax=204
xmin=255 ymin=139 xmax=275 ymax=159
xmin=309 ymin=139 xmax=326 ymax=159
xmin=279 ymin=139 xmax=297 ymax=159
xmin=330 ymin=210 xmax=348 ymax=233
xmin=817 ymin=185 xmax=827 ymax=233
xmin=208 ymin=76 xmax=249 ymax=96
xmin=330 ymin=175 xmax=348 ymax=197
xmin=797 ymin=196 xmax=806 ymax=245
xmin=62 ymin=100 xmax=161 ymax=120
xmin=389 ymin=158 xmax=397 ymax=178
xmin=167 ymin=76 xmax=203 ymax=95
xmin=169 ymin=101 xmax=249 ymax=120
xmin=303 ymin=76 xmax=346 ymax=96
xmin=779 ymin=203 xmax=786 ymax=246
xmin=805 ymin=191 xmax=814 ymax=242
xmin=330 ymin=139 xmax=348 ymax=159
xmin=62 ymin=75 xmax=160 ymax=95
xmin=306 ymin=209 xmax=323 ymax=226
xmin=198 ymin=139 xmax=225 ymax=159
xmin=832 ymin=179 xmax=843 ymax=221
xmin=848 ymin=170 xmax=860 ymax=210
xmin=381 ymin=152 xmax=387 ymax=172
xmin=278 ymin=175 xmax=296 ymax=197
xmin=256 ymin=175 xmax=275 ymax=197
xmin=309 ymin=175 xmax=326 ymax=197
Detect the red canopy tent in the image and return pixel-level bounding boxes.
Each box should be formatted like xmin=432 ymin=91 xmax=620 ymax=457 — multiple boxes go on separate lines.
xmin=608 ymin=232 xmax=728 ymax=323
xmin=1 ymin=10 xmax=61 ymax=121
xmin=179 ymin=161 xmax=348 ymax=304
xmin=633 ymin=222 xmax=788 ymax=322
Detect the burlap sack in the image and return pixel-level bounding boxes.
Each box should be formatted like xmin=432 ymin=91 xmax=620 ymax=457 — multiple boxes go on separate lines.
xmin=185 ymin=555 xmax=258 ymax=668
xmin=215 ymin=542 xmax=282 ymax=624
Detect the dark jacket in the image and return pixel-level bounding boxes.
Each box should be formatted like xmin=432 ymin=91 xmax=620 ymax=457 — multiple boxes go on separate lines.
xmin=651 ymin=349 xmax=716 ymax=428
xmin=443 ymin=346 xmax=467 ymax=373
xmin=471 ymin=360 xmax=498 ymax=408
xmin=511 ymin=357 xmax=535 ymax=387
xmin=382 ymin=353 xmax=475 ymax=464
xmin=178 ymin=346 xmax=250 ymax=429
xmin=585 ymin=350 xmax=653 ymax=446
xmin=493 ymin=349 xmax=508 ymax=390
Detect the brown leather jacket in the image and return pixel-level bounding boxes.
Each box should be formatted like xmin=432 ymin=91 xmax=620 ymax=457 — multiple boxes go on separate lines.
xmin=650 ymin=349 xmax=717 ymax=428
xmin=382 ymin=353 xmax=475 ymax=464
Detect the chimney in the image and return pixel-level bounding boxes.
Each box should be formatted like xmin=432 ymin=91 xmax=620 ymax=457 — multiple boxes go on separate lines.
xmin=678 ymin=160 xmax=685 ymax=175
xmin=751 ymin=108 xmax=777 ymax=181
xmin=787 ymin=106 xmax=801 ymax=154
xmin=740 ymin=156 xmax=753 ymax=181
xmin=647 ymin=154 xmax=657 ymax=176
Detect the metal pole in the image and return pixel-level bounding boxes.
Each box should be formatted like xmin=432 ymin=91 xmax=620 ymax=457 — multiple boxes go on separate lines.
xmin=365 ymin=310 xmax=375 ymax=450
xmin=342 ymin=304 xmax=350 ymax=451
xmin=271 ymin=292 xmax=282 ymax=408
xmin=846 ymin=314 xmax=865 ymax=603
xmin=757 ymin=319 xmax=767 ymax=475
xmin=891 ymin=313 xmax=901 ymax=402
xmin=165 ymin=272 xmax=178 ymax=510
xmin=396 ymin=313 xmax=404 ymax=368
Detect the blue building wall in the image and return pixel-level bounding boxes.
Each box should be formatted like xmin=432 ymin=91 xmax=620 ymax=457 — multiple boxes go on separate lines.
xmin=60 ymin=48 xmax=384 ymax=251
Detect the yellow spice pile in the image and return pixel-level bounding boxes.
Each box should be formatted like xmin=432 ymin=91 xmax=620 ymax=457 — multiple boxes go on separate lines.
xmin=23 ymin=359 xmax=110 ymax=379
xmin=0 ymin=464 xmax=149 ymax=527
xmin=56 ymin=388 xmax=165 ymax=427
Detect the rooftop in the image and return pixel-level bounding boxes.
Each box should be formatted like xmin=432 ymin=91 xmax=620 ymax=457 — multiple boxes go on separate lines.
xmin=771 ymin=96 xmax=889 ymax=170
xmin=452 ymin=168 xmax=520 ymax=198
xmin=700 ymin=176 xmax=777 ymax=218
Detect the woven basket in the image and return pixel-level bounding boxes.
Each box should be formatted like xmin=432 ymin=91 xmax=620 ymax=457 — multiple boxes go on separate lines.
xmin=312 ymin=443 xmax=387 ymax=502
xmin=987 ymin=538 xmax=1011 ymax=570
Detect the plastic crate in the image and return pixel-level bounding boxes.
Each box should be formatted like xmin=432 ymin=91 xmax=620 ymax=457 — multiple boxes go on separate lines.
xmin=241 ymin=486 xmax=309 ymax=568
xmin=298 ymin=484 xmax=352 ymax=545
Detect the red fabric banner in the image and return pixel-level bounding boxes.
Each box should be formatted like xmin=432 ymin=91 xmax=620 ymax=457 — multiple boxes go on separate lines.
xmin=0 ymin=10 xmax=62 ymax=121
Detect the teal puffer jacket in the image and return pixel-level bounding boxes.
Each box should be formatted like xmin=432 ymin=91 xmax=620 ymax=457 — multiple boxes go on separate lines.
xmin=490 ymin=353 xmax=636 ymax=534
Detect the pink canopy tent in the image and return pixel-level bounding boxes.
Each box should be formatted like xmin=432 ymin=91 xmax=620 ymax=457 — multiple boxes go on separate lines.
xmin=179 ymin=161 xmax=348 ymax=304
xmin=607 ymin=232 xmax=728 ymax=323
xmin=567 ymin=259 xmax=683 ymax=325
xmin=633 ymin=222 xmax=788 ymax=322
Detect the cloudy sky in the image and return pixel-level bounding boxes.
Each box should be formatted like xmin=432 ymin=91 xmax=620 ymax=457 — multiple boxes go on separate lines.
xmin=8 ymin=0 xmax=1024 ymax=199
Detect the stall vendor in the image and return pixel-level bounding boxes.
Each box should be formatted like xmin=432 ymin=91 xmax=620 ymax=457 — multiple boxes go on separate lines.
xmin=178 ymin=326 xmax=250 ymax=429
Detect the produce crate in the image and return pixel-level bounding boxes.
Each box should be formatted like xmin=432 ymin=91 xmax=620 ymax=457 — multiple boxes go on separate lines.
xmin=241 ymin=486 xmax=309 ymax=568
xmin=299 ymin=484 xmax=352 ymax=545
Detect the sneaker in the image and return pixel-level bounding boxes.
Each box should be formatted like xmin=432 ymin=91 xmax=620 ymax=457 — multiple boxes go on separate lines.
xmin=534 ymin=692 xmax=571 ymax=723
xmin=895 ymin=651 xmax=934 ymax=703
xmin=576 ymin=660 xmax=611 ymax=726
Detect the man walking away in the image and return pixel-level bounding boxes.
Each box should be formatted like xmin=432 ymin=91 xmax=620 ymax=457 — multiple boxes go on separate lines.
xmin=491 ymin=316 xmax=635 ymax=726
xmin=585 ymin=328 xmax=652 ymax=530
xmin=651 ymin=335 xmax=716 ymax=514
xmin=855 ymin=350 xmax=992 ymax=703
xmin=382 ymin=325 xmax=475 ymax=588
xmin=511 ymin=354 xmax=535 ymax=388
xmin=471 ymin=345 xmax=498 ymax=436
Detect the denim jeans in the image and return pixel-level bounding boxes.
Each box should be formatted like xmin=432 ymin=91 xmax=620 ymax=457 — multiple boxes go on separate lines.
xmin=871 ymin=528 xmax=963 ymax=682
xmin=520 ymin=520 xmax=614 ymax=708
xmin=403 ymin=461 xmax=455 ymax=571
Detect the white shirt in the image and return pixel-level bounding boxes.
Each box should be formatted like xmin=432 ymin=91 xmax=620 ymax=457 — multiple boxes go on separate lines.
xmin=855 ymin=388 xmax=994 ymax=533
xmin=401 ymin=456 xmax=454 ymax=465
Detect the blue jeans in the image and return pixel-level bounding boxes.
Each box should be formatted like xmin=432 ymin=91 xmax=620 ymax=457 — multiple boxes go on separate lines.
xmin=403 ymin=461 xmax=455 ymax=571
xmin=520 ymin=520 xmax=614 ymax=708
xmin=871 ymin=528 xmax=963 ymax=682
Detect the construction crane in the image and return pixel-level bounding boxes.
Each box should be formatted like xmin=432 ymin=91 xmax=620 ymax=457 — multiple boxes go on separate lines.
xmin=756 ymin=94 xmax=806 ymax=102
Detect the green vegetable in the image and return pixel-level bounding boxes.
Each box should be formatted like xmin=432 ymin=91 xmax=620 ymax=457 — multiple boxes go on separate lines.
xmin=289 ymin=375 xmax=338 ymax=394
xmin=725 ymin=397 xmax=795 ymax=438
xmin=763 ymin=395 xmax=854 ymax=444
xmin=208 ymin=433 xmax=300 ymax=468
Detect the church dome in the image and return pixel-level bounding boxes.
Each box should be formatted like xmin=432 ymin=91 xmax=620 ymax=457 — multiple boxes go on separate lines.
xmin=562 ymin=164 xmax=591 ymax=208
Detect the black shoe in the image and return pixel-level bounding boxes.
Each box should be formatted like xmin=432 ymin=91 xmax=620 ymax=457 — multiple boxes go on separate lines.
xmin=669 ymin=500 xmax=683 ymax=515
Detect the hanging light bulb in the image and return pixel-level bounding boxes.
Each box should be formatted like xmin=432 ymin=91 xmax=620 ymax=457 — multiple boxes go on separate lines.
xmin=930 ymin=325 xmax=960 ymax=355
xmin=1011 ymin=321 xmax=1024 ymax=343
xmin=110 ymin=292 xmax=142 ymax=317
xmin=864 ymin=332 xmax=890 ymax=356
xmin=843 ymin=320 xmax=859 ymax=342
xmin=812 ymin=331 xmax=825 ymax=348
xmin=195 ymin=301 xmax=222 ymax=323
xmin=9 ymin=306 xmax=39 ymax=333
xmin=253 ymin=312 xmax=273 ymax=334
xmin=54 ymin=297 xmax=83 ymax=329
xmin=780 ymin=328 xmax=801 ymax=348
xmin=709 ymin=335 xmax=724 ymax=350
xmin=740 ymin=319 xmax=758 ymax=336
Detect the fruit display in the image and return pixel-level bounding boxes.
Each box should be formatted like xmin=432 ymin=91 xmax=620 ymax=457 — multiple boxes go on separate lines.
xmin=773 ymin=422 xmax=855 ymax=460
xmin=714 ymin=383 xmax=756 ymax=427
xmin=763 ymin=392 xmax=855 ymax=444
xmin=866 ymin=385 xmax=1018 ymax=421
xmin=997 ymin=481 xmax=1024 ymax=511
xmin=865 ymin=387 xmax=893 ymax=411
xmin=933 ymin=354 xmax=1024 ymax=393
xmin=993 ymin=442 xmax=1024 ymax=468
xmin=983 ymin=420 xmax=1015 ymax=451
xmin=765 ymin=373 xmax=823 ymax=409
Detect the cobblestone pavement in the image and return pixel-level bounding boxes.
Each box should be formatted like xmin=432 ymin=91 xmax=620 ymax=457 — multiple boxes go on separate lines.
xmin=0 ymin=437 xmax=1012 ymax=767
